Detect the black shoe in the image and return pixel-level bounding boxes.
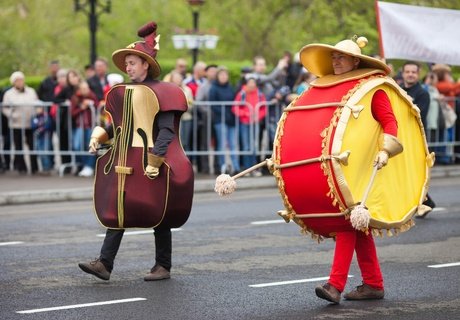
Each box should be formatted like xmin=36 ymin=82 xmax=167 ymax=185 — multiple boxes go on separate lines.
xmin=78 ymin=259 xmax=111 ymax=280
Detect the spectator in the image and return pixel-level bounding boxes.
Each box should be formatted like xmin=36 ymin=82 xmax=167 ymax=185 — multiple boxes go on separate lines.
xmin=400 ymin=61 xmax=430 ymax=128
xmin=209 ymin=66 xmax=239 ymax=174
xmin=87 ymin=57 xmax=109 ymax=101
xmin=235 ymin=66 xmax=253 ymax=93
xmin=432 ymin=63 xmax=460 ymax=163
xmin=169 ymin=71 xmax=194 ymax=157
xmin=163 ymin=58 xmax=189 ymax=82
xmin=2 ymin=71 xmax=39 ymax=174
xmin=0 ymin=87 xmax=11 ymax=172
xmin=423 ymin=72 xmax=445 ymax=148
xmin=233 ymin=76 xmax=266 ymax=175
xmin=267 ymin=85 xmax=291 ymax=152
xmin=195 ymin=64 xmax=218 ymax=174
xmin=184 ymin=61 xmax=207 ymax=98
xmin=54 ymin=69 xmax=82 ymax=171
xmin=249 ymin=55 xmax=288 ymax=99
xmin=70 ymin=81 xmax=99 ymax=177
xmin=293 ymin=70 xmax=316 ymax=95
xmin=284 ymin=51 xmax=303 ymax=90
xmin=100 ymin=73 xmax=124 ymax=127
xmin=31 ymin=106 xmax=53 ymax=174
xmin=37 ymin=60 xmax=59 ymax=102
xmin=84 ymin=64 xmax=96 ymax=79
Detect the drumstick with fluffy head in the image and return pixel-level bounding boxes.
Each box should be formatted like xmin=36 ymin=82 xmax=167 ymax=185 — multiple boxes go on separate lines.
xmin=349 ymin=165 xmax=379 ymax=230
xmin=214 ymin=159 xmax=272 ymax=196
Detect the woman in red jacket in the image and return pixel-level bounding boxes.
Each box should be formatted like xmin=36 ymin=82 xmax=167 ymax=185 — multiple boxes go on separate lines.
xmin=232 ymin=76 xmax=267 ymax=173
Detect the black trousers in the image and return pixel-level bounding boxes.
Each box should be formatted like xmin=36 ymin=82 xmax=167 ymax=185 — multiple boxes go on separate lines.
xmin=12 ymin=129 xmax=38 ymax=173
xmin=99 ymin=226 xmax=172 ymax=272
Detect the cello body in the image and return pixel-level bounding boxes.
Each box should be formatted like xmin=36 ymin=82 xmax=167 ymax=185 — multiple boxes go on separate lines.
xmin=93 ymin=81 xmax=194 ymax=229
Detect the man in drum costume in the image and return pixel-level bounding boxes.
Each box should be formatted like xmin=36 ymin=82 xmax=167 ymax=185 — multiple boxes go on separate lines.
xmin=79 ymin=22 xmax=194 ymax=281
xmin=269 ymin=36 xmax=433 ymax=304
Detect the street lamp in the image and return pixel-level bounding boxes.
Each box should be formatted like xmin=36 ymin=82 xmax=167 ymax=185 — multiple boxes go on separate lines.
xmin=188 ymin=0 xmax=205 ymax=66
xmin=172 ymin=0 xmax=219 ymax=66
xmin=74 ymin=0 xmax=111 ymax=65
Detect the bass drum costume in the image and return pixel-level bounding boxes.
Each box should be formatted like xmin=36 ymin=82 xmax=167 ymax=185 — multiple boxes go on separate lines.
xmin=273 ymin=42 xmax=433 ymax=241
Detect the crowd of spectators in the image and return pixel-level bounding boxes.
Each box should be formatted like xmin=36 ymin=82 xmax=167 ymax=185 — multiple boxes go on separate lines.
xmin=1 ymin=53 xmax=459 ymax=177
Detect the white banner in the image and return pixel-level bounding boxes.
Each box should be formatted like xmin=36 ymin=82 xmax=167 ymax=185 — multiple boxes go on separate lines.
xmin=376 ymin=1 xmax=460 ymax=65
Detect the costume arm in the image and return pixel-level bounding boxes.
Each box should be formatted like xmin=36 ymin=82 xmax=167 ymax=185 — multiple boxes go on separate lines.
xmin=371 ymin=90 xmax=397 ymax=136
xmin=371 ymin=90 xmax=403 ymax=169
xmin=145 ymin=111 xmax=175 ymax=179
xmin=152 ymin=111 xmax=175 ymax=157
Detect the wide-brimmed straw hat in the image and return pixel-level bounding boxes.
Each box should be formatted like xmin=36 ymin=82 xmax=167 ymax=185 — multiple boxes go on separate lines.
xmin=299 ymin=36 xmax=390 ymax=77
xmin=112 ymin=21 xmax=161 ymax=79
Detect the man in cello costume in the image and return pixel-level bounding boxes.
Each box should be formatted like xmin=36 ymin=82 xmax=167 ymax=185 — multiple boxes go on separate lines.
xmin=79 ymin=21 xmax=194 ymax=281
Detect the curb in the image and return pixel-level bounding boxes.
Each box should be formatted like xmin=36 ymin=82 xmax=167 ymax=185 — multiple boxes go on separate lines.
xmin=0 ymin=176 xmax=276 ymax=206
xmin=0 ymin=167 xmax=459 ymax=205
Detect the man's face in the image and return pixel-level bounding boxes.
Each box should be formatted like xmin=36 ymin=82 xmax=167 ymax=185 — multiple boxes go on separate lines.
xmin=253 ymin=58 xmax=266 ymax=74
xmin=206 ymin=67 xmax=218 ymax=80
xmin=125 ymin=55 xmax=149 ymax=83
xmin=94 ymin=60 xmax=107 ymax=77
xmin=50 ymin=63 xmax=59 ymax=76
xmin=402 ymin=64 xmax=419 ymax=87
xmin=332 ymin=52 xmax=358 ymax=75
xmin=176 ymin=59 xmax=188 ymax=75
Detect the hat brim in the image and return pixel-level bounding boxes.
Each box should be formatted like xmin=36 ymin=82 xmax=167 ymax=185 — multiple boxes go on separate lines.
xmin=112 ymin=48 xmax=161 ymax=79
xmin=300 ymin=43 xmax=390 ymax=78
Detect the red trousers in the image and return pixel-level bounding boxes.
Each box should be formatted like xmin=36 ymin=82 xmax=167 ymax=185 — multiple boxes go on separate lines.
xmin=328 ymin=230 xmax=384 ymax=292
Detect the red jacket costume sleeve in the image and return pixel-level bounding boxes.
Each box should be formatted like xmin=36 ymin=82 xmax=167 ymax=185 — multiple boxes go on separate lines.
xmin=371 ymin=89 xmax=398 ymax=136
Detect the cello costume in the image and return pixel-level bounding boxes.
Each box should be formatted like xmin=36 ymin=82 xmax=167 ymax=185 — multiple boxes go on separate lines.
xmin=80 ymin=22 xmax=193 ymax=278
xmin=272 ymin=37 xmax=433 ymax=301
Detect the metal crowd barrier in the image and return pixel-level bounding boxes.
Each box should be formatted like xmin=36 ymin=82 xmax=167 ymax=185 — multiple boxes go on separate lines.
xmin=0 ymin=98 xmax=459 ymax=176
xmin=0 ymin=101 xmax=99 ymax=175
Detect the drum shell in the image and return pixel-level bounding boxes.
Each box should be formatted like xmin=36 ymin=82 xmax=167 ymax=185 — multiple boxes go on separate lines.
xmin=274 ymin=77 xmax=430 ymax=238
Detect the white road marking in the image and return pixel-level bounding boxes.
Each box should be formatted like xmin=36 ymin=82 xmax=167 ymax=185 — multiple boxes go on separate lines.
xmin=97 ymin=228 xmax=182 ymax=237
xmin=428 ymin=262 xmax=460 ymax=268
xmin=16 ymin=297 xmax=147 ymax=314
xmin=432 ymin=207 xmax=446 ymax=212
xmin=0 ymin=241 xmax=24 ymax=246
xmin=249 ymin=275 xmax=353 ymax=288
xmin=250 ymin=220 xmax=286 ymax=225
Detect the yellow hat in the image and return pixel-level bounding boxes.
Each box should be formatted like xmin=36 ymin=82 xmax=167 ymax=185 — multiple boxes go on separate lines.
xmin=112 ymin=22 xmax=161 ymax=79
xmin=299 ymin=36 xmax=390 ymax=77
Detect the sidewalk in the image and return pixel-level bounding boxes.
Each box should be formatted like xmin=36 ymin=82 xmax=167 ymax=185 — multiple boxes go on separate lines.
xmin=1 ymin=164 xmax=459 ymax=205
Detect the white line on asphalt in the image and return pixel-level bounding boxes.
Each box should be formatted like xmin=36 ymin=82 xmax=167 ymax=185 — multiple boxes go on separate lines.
xmin=249 ymin=275 xmax=354 ymax=288
xmin=16 ymin=297 xmax=147 ymax=314
xmin=432 ymin=207 xmax=446 ymax=212
xmin=250 ymin=220 xmax=286 ymax=225
xmin=0 ymin=241 xmax=24 ymax=246
xmin=427 ymin=262 xmax=460 ymax=268
xmin=96 ymin=228 xmax=182 ymax=237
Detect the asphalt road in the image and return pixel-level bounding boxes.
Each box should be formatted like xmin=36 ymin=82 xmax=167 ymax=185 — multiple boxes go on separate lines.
xmin=1 ymin=177 xmax=460 ymax=320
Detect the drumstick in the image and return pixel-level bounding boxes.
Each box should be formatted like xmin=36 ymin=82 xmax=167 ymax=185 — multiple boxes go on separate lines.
xmin=349 ymin=165 xmax=379 ymax=231
xmin=214 ymin=151 xmax=350 ymax=196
